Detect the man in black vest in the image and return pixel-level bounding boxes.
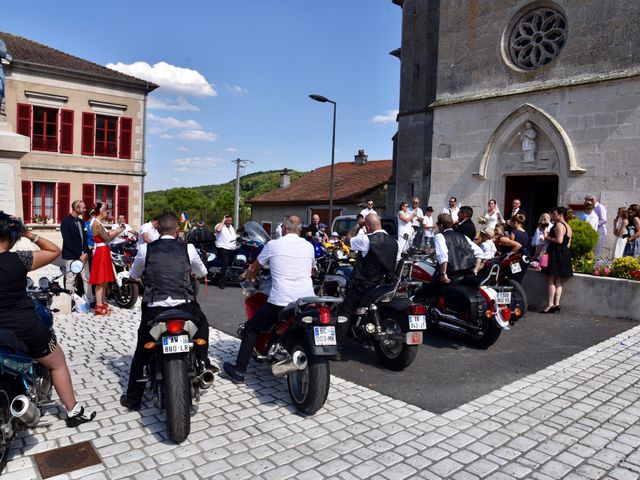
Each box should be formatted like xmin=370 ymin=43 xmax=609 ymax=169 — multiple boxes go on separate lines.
xmin=120 ymin=212 xmax=211 ymax=411
xmin=337 ymin=214 xmax=398 ymax=350
xmin=60 ymin=200 xmax=95 ymax=305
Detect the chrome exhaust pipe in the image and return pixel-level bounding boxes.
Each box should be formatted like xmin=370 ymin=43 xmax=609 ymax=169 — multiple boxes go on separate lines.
xmin=10 ymin=395 xmax=41 ymax=427
xmin=271 ymin=350 xmax=308 ymax=378
xmin=199 ymin=369 xmax=216 ymax=389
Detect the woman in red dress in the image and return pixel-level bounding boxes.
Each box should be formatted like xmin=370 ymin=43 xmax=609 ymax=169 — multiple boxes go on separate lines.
xmin=89 ymin=203 xmax=123 ymax=315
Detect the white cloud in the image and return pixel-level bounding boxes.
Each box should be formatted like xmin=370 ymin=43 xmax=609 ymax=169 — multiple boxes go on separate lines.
xmin=262 ymin=149 xmax=275 ymax=156
xmin=172 ymin=156 xmax=223 ymax=172
xmin=148 ymin=96 xmax=199 ymax=111
xmin=147 ymin=113 xmax=216 ymax=141
xmin=177 ymin=146 xmax=189 ymax=152
xmin=372 ymin=109 xmax=399 ymax=124
xmin=225 ymin=147 xmax=238 ymax=153
xmin=225 ymin=84 xmax=249 ymax=95
xmin=106 ymin=61 xmax=217 ymax=97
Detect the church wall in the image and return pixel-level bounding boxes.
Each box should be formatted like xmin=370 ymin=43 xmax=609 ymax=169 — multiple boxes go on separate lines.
xmin=436 ymin=0 xmax=640 ymax=102
xmin=429 ymin=76 xmax=640 ymax=231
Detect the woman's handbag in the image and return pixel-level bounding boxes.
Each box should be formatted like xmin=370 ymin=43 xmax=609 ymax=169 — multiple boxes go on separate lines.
xmin=539 ymin=253 xmax=549 ymax=268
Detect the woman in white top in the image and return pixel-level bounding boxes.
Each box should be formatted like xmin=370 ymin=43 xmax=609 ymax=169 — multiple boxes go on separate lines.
xmin=397 ymin=201 xmax=415 ymax=252
xmin=613 ymin=207 xmax=629 ymax=258
xmin=483 ymin=199 xmax=504 ymax=230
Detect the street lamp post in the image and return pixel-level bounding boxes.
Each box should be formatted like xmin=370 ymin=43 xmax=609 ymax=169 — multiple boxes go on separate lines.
xmin=309 ymin=94 xmax=337 ymax=229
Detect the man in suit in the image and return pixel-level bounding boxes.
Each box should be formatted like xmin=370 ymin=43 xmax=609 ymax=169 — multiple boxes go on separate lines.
xmin=455 ymin=206 xmax=477 ymax=240
xmin=60 ymin=200 xmax=94 ymax=305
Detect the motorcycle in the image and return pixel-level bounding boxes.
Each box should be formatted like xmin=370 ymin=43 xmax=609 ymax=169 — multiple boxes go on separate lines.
xmin=320 ymin=261 xmax=427 ymax=371
xmin=109 ymin=238 xmax=139 ymax=308
xmin=123 ymin=278 xmax=216 ymax=443
xmin=313 ymin=240 xmax=354 ymax=293
xmin=407 ymin=252 xmax=527 ymax=348
xmin=203 ymin=221 xmax=267 ymax=285
xmin=240 ymin=274 xmax=344 ymax=415
xmin=0 ymin=261 xmax=82 ymax=472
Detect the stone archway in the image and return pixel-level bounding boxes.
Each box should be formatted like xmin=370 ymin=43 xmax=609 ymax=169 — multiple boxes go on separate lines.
xmin=474 ymin=103 xmax=584 ymax=208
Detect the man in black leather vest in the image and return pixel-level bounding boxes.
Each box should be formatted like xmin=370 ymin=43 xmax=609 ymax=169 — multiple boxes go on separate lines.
xmin=120 ymin=212 xmax=211 ymax=411
xmin=337 ymin=214 xmax=398 ymax=347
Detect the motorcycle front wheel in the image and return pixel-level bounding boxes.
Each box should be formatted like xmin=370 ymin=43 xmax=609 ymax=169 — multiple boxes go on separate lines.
xmin=373 ymin=309 xmax=419 ymax=371
xmin=0 ymin=380 xmax=16 ymax=473
xmin=113 ymin=283 xmax=138 ymax=309
xmin=163 ymin=353 xmax=191 ymax=443
xmin=286 ymin=341 xmax=330 ymax=415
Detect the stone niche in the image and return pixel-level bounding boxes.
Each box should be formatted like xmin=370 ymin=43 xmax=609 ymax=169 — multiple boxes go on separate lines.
xmin=0 ymin=117 xmax=29 ymax=216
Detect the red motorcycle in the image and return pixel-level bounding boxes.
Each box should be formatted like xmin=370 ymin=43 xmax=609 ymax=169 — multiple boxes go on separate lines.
xmin=407 ymin=253 xmax=527 ymax=348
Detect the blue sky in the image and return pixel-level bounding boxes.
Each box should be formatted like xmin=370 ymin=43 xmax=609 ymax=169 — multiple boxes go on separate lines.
xmin=3 ymin=1 xmax=402 ymax=191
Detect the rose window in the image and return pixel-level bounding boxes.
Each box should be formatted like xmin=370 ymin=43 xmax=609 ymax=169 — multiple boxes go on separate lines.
xmin=509 ymin=7 xmax=567 ymax=70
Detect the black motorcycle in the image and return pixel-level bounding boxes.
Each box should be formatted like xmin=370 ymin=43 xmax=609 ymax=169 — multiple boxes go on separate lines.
xmin=109 ymin=239 xmax=139 ymax=308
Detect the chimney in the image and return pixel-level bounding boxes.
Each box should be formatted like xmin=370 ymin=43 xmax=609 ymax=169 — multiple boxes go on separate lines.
xmin=354 ymin=149 xmax=368 ymax=165
xmin=280 ymin=168 xmax=291 ymax=189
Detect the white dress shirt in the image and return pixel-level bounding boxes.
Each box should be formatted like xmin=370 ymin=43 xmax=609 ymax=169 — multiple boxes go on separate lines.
xmin=581 ymin=211 xmax=599 ymax=231
xmin=442 ymin=206 xmax=460 ymax=219
xmin=422 ymin=215 xmax=435 ymax=238
xmin=215 ymin=224 xmax=237 ymax=250
xmin=129 ymin=235 xmax=208 ymax=307
xmin=360 ymin=207 xmax=377 ymax=218
xmin=138 ymin=222 xmax=159 ymax=247
xmin=110 ymin=222 xmax=133 ymax=245
xmin=434 ymin=229 xmax=483 ymax=265
xmin=258 ymin=233 xmax=315 ymax=306
xmin=408 ymin=207 xmax=424 ymax=227
xmin=594 ymin=202 xmax=607 ymax=234
xmin=350 ymin=228 xmax=387 ymax=256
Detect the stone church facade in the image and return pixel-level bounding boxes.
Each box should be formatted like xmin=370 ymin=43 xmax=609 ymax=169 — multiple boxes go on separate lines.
xmin=390 ymin=0 xmax=640 ymax=252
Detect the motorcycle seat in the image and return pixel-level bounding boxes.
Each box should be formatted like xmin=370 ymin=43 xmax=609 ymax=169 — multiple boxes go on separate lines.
xmin=151 ymin=309 xmax=199 ymax=325
xmin=278 ymin=302 xmax=297 ymax=322
xmin=0 ymin=328 xmax=29 ymax=354
xmin=358 ymin=285 xmax=394 ymax=307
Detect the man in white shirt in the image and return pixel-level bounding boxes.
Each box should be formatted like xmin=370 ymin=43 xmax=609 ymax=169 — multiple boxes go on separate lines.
xmin=442 ymin=197 xmax=460 ymax=223
xmin=408 ymin=197 xmax=424 ymax=231
xmin=121 ymin=212 xmax=211 ymax=411
xmin=137 ymin=216 xmax=159 ymax=246
xmin=214 ymin=214 xmax=237 ymax=289
xmin=110 ymin=214 xmax=134 ymax=248
xmin=360 ymin=200 xmax=377 ymax=219
xmin=585 ymin=194 xmax=607 ymax=256
xmin=223 ymin=215 xmax=315 ymax=383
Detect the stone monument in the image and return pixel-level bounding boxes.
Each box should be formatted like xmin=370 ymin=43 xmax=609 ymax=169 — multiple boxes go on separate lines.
xmin=521 ymin=122 xmax=537 ymax=163
xmin=0 ymin=40 xmax=29 ymax=217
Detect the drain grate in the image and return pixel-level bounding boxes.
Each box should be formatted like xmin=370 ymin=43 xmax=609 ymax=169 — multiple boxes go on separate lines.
xmin=33 ymin=441 xmax=102 ymax=478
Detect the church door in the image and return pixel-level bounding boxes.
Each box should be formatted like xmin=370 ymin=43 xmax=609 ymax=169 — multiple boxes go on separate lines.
xmin=504 ymin=175 xmax=558 ymax=233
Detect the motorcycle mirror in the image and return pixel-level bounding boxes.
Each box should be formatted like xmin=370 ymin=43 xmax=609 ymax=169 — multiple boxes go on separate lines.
xmin=26 ymin=277 xmax=34 ymax=288
xmin=70 ymin=260 xmax=84 ymax=274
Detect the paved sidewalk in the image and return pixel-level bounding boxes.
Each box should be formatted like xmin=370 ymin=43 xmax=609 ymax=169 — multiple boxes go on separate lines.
xmin=4 ymin=302 xmax=640 ymax=479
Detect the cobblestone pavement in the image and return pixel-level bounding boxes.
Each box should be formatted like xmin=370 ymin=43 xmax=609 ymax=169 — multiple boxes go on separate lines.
xmin=4 ymin=298 xmax=640 ymax=479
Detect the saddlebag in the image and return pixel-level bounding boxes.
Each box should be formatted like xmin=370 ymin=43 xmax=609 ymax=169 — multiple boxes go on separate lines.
xmin=439 ymin=285 xmax=488 ymax=329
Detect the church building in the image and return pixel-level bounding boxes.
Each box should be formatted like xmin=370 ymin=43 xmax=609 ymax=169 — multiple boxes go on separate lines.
xmin=390 ymin=0 xmax=640 ymax=251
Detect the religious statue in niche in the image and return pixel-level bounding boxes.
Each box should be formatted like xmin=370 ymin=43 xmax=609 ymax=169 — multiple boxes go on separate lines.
xmin=0 ymin=39 xmax=12 ymax=116
xmin=521 ymin=122 xmax=537 ymax=163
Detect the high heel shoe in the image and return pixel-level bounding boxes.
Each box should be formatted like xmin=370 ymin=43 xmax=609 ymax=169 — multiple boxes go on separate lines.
xmin=551 ymin=305 xmax=561 ymax=313
xmin=539 ymin=305 xmax=554 ymax=314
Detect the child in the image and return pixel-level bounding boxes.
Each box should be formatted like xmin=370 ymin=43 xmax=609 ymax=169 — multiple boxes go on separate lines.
xmin=479 ymin=227 xmax=497 ymax=259
xmin=314 ymin=223 xmax=328 ymax=243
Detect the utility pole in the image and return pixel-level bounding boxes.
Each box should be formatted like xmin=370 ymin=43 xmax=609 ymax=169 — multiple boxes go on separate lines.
xmin=232 ymin=158 xmax=252 ymax=230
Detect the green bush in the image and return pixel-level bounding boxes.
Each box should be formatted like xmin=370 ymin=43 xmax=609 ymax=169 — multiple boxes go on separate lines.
xmin=573 ymin=256 xmax=595 ymax=274
xmin=568 ymin=219 xmax=599 ymax=260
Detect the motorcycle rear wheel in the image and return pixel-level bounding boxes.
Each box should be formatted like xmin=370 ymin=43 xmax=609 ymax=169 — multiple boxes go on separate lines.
xmin=286 ymin=342 xmax=330 ymax=415
xmin=163 ymin=353 xmax=191 ymax=443
xmin=468 ymin=321 xmax=502 ymax=349
xmin=0 ymin=380 xmax=16 ymax=474
xmin=113 ymin=283 xmax=138 ymax=309
xmin=373 ymin=309 xmax=419 ymax=371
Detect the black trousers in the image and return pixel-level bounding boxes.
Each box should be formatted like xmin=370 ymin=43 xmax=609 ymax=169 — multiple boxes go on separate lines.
xmin=337 ymin=280 xmax=375 ymax=343
xmin=217 ymin=248 xmax=235 ymax=284
xmin=125 ymin=301 xmax=210 ymax=403
xmin=235 ymin=302 xmax=283 ymax=373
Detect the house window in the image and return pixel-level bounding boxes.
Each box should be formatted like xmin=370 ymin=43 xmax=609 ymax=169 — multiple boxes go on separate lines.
xmin=32 ymin=182 xmax=55 ymax=222
xmin=82 ymin=183 xmax=128 ymax=222
xmin=32 ymin=107 xmax=58 ymax=151
xmin=95 ymin=115 xmax=118 ymax=157
xmin=95 ymin=184 xmax=116 ymax=209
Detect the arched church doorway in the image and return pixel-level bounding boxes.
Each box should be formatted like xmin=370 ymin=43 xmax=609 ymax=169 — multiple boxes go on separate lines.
xmin=505 ymin=175 xmax=558 ymax=233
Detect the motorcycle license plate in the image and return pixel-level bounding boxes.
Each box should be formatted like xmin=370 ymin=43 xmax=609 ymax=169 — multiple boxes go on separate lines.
xmin=409 ymin=315 xmax=426 ymax=330
xmin=162 ymin=335 xmax=190 ymax=354
xmin=313 ymin=326 xmax=336 ymax=346
xmin=496 ymin=292 xmax=512 ymax=305
xmin=510 ymin=262 xmax=522 ymax=274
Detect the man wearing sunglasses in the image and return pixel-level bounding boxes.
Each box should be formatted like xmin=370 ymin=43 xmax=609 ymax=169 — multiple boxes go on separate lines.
xmin=360 ymin=200 xmax=377 ymax=219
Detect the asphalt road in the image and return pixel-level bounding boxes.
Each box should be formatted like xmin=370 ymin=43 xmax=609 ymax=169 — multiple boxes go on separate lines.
xmin=197 ymin=284 xmax=637 ymax=414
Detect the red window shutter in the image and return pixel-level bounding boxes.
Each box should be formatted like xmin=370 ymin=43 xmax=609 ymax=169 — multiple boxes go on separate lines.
xmin=17 ymin=104 xmax=31 ymax=138
xmin=82 ymin=183 xmax=95 ymax=220
xmin=119 ymin=117 xmax=132 ymax=159
xmin=60 ymin=110 xmax=74 ymax=154
xmin=57 ymin=182 xmax=71 ymax=223
xmin=81 ymin=112 xmax=95 ymax=156
xmin=21 ymin=181 xmax=32 ymax=223
xmin=117 ymin=185 xmax=129 ymax=221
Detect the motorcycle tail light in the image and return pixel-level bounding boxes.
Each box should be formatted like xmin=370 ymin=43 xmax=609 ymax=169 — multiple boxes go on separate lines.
xmin=318 ymin=305 xmax=331 ymax=325
xmin=485 ymin=310 xmax=493 ymax=319
xmin=501 ymin=308 xmax=512 ymax=322
xmin=409 ymin=304 xmax=427 ymax=315
xmin=166 ymin=319 xmax=185 ymax=334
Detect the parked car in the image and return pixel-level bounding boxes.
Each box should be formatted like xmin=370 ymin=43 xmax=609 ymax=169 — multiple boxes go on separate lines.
xmin=331 ymin=215 xmax=398 ymax=237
